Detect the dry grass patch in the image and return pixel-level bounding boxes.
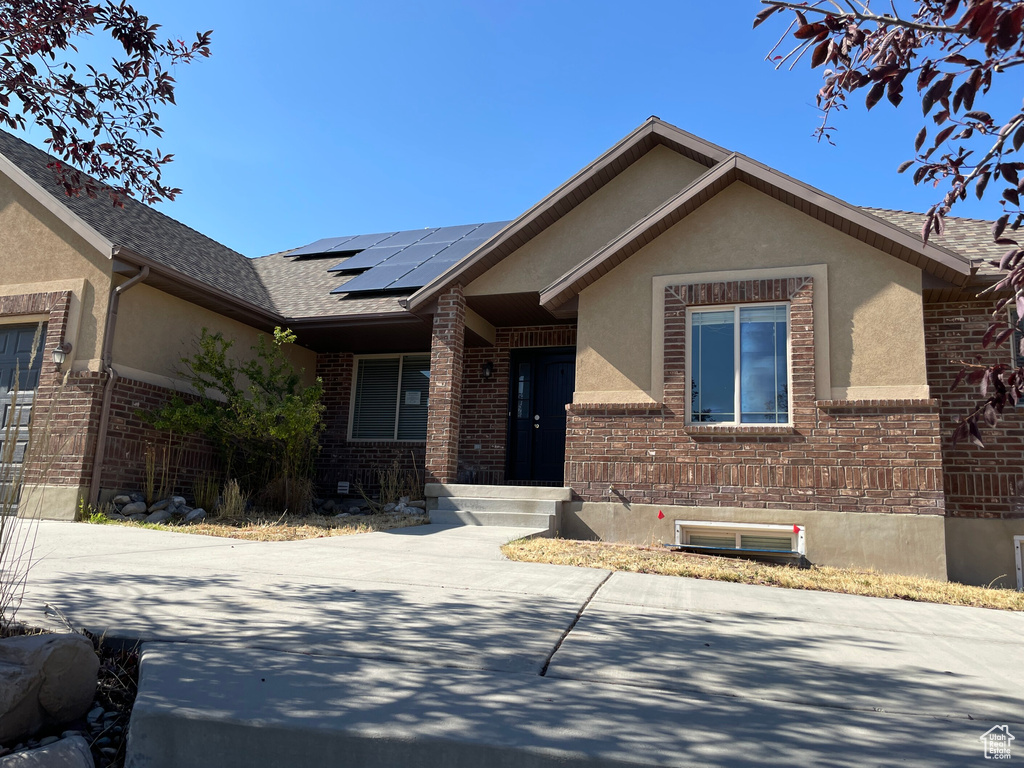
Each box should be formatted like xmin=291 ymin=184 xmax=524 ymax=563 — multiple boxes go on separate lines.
xmin=502 ymin=538 xmax=1024 ymax=611
xmin=86 ymin=512 xmax=429 ymax=541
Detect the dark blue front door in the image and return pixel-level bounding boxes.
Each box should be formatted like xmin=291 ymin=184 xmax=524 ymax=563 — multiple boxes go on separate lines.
xmin=507 ymin=347 xmax=575 ymax=483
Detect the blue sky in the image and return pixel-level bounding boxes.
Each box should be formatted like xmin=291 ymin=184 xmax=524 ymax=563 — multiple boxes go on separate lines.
xmin=13 ymin=1 xmax=1024 ymax=257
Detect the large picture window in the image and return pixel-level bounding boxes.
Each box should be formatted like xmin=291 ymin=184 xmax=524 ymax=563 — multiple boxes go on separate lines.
xmin=350 ymin=354 xmax=431 ymax=440
xmin=688 ymin=303 xmax=789 ymax=424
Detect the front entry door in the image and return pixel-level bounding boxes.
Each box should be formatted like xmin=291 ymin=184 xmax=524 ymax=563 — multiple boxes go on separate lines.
xmin=507 ymin=347 xmax=575 ymax=484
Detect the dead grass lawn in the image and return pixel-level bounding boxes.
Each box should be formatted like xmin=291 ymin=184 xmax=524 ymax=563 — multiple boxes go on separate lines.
xmin=502 ymin=537 xmax=1024 ymax=611
xmin=86 ymin=512 xmax=429 ymax=541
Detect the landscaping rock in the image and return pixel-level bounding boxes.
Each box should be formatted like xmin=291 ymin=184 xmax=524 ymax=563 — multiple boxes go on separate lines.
xmin=128 ymin=514 xmax=147 ymax=522
xmin=128 ymin=492 xmax=145 ymax=504
xmin=183 ymin=508 xmax=206 ymax=524
xmin=399 ymin=495 xmax=410 ymax=505
xmin=0 ymin=634 xmax=98 ymax=744
xmin=382 ymin=503 xmax=397 ymax=513
xmin=333 ymin=513 xmax=350 ymax=519
xmin=0 ymin=734 xmax=95 ymax=768
xmin=171 ymin=496 xmax=187 ymax=507
xmin=144 ymin=510 xmax=173 ymax=524
xmin=348 ymin=506 xmax=361 ymax=515
xmin=322 ymin=499 xmax=335 ymax=512
xmin=104 ymin=513 xmax=126 ymax=522
xmin=148 ymin=499 xmax=171 ymax=513
xmin=168 ymin=505 xmax=186 ymax=518
xmin=407 ymin=500 xmax=426 ymax=509
xmin=111 ymin=495 xmax=131 ymax=507
xmin=120 ymin=501 xmax=147 ymax=516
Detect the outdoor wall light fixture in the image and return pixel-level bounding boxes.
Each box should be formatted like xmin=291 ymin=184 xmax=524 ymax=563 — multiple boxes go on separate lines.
xmin=481 ymin=361 xmax=494 ymax=380
xmin=52 ymin=342 xmax=72 ymax=371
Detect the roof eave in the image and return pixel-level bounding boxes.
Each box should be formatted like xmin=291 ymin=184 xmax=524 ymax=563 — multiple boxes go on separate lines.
xmin=114 ymin=246 xmax=285 ymax=330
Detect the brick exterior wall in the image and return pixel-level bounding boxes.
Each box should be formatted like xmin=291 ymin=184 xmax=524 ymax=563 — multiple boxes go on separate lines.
xmin=99 ymin=377 xmax=218 ymax=496
xmin=926 ymin=299 xmax=1024 ymax=519
xmin=565 ymin=278 xmax=946 ymax=513
xmin=315 ymin=351 xmax=425 ymax=497
xmin=458 ymin=325 xmax=577 ymax=485
xmin=425 ymin=286 xmax=466 ymax=484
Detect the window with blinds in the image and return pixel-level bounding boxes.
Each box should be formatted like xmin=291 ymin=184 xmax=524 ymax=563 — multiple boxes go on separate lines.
xmin=350 ymin=354 xmax=430 ymax=440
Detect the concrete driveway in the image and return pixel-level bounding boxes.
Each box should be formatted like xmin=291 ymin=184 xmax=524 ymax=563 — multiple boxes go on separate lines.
xmin=16 ymin=521 xmax=1024 ymax=767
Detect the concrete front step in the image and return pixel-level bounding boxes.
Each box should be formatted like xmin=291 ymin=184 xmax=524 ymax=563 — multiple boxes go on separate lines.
xmin=436 ymin=496 xmax=561 ymax=515
xmin=425 ymin=482 xmax=573 ymax=501
xmin=127 ymin=642 xmax=973 ymax=768
xmin=429 ymin=507 xmax=556 ymax=532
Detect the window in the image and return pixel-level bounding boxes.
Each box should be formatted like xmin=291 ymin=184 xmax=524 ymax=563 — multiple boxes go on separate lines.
xmin=350 ymin=354 xmax=430 ymax=440
xmin=674 ymin=520 xmax=805 ymax=555
xmin=688 ymin=303 xmax=789 ymax=424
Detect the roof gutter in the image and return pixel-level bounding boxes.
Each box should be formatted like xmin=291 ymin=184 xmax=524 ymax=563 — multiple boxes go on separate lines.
xmin=88 ymin=265 xmax=149 ymax=507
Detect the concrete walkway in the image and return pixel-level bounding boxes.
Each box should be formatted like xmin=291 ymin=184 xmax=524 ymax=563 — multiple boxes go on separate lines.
xmin=16 ymin=521 xmax=1024 ymax=766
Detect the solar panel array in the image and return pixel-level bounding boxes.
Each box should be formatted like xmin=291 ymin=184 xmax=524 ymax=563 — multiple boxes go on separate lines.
xmin=288 ymin=221 xmax=508 ymax=295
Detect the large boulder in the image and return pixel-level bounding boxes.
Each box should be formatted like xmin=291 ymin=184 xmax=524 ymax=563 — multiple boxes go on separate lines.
xmin=0 ymin=734 xmax=94 ymax=767
xmin=143 ymin=510 xmax=172 ymax=524
xmin=0 ymin=635 xmax=98 ymax=744
xmin=120 ymin=501 xmax=147 ymax=517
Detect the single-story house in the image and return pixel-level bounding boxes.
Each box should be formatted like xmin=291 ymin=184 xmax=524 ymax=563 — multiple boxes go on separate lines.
xmin=1 ymin=117 xmax=1021 ymax=587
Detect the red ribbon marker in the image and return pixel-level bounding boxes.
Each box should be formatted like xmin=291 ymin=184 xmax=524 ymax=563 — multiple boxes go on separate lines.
xmin=793 ymin=524 xmax=800 ymax=533
xmin=658 ymin=510 xmax=665 ymax=519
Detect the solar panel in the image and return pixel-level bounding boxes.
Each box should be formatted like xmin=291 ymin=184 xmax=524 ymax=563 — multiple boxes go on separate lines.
xmin=329 ymin=246 xmax=409 ymax=273
xmin=287 ymin=235 xmax=357 ymax=257
xmin=326 ymin=232 xmax=396 ymax=253
xmin=332 ymin=262 xmax=417 ymax=294
xmin=385 ymin=259 xmax=455 ymax=291
xmin=382 ymin=241 xmax=447 ymax=265
xmin=372 ymin=228 xmax=437 ymax=248
xmin=469 ymin=221 xmax=510 ymax=241
xmin=417 ymin=224 xmax=480 ymax=244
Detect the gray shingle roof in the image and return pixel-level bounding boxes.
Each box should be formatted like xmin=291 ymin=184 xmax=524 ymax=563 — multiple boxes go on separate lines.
xmin=250 ymin=251 xmax=408 ymax=319
xmin=864 ymin=207 xmax=1003 ymax=277
xmin=0 ymin=130 xmax=273 ymax=310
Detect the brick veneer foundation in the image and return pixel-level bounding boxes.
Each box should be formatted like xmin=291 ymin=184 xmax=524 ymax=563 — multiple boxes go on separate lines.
xmin=458 ymin=324 xmax=577 ymax=485
xmin=565 ymin=278 xmax=945 ymax=514
xmin=926 ymin=299 xmax=1024 ymax=519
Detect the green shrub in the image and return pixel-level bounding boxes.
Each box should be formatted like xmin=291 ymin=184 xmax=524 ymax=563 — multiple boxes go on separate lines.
xmin=150 ymin=327 xmax=324 ymax=512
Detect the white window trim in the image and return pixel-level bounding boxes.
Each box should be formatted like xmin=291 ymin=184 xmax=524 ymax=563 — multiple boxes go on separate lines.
xmin=674 ymin=519 xmax=806 ymax=555
xmin=347 ymin=352 xmax=429 ymax=443
xmin=685 ymin=301 xmax=792 ymax=426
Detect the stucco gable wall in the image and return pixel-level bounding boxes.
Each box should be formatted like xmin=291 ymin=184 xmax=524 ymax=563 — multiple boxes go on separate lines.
xmin=0 ymin=172 xmax=111 ymax=370
xmin=575 ymin=181 xmax=928 ymax=402
xmin=465 ymin=145 xmax=708 ymax=297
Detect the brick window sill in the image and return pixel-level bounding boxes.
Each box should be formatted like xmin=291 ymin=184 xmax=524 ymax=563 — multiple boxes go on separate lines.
xmin=683 ymin=424 xmax=797 ymax=435
xmin=815 ymin=399 xmax=940 ymax=411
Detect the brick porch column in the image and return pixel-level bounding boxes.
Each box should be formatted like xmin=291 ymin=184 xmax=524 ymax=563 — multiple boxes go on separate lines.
xmin=425 ymin=285 xmax=466 ymax=484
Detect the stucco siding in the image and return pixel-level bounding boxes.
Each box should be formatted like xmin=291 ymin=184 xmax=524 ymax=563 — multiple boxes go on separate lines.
xmin=575 ymin=182 xmax=927 ymax=402
xmin=112 ymin=283 xmax=317 ymax=388
xmin=0 ymin=172 xmax=111 ymax=369
xmin=465 ymin=146 xmax=708 ymax=297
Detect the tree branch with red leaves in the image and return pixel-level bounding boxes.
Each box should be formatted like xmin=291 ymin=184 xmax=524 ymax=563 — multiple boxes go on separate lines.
xmin=0 ymin=0 xmax=212 ymax=205
xmin=757 ymin=0 xmax=1024 ymax=446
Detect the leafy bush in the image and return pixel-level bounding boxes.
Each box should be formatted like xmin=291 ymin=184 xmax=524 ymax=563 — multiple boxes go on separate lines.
xmin=150 ymin=327 xmax=324 ymax=511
